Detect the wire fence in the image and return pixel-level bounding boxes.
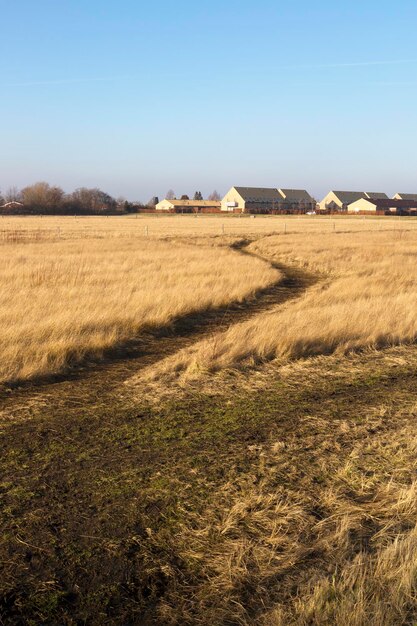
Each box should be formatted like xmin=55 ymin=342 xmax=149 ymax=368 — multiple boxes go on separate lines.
xmin=0 ymin=215 xmax=417 ymax=244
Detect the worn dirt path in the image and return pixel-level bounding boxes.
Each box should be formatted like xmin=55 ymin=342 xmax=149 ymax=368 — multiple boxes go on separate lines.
xmin=0 ymin=240 xmax=319 ymax=422
xmin=0 ymin=239 xmax=320 ymax=624
xmin=3 ymin=240 xmax=417 ymax=625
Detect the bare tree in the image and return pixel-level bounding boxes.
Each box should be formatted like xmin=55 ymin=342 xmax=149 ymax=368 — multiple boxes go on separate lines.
xmin=208 ymin=190 xmax=221 ymax=201
xmin=193 ymin=191 xmax=203 ymax=200
xmin=5 ymin=186 xmax=22 ymax=203
xmin=166 ymin=189 xmax=175 ymax=200
xmin=21 ymin=182 xmax=64 ymax=213
xmin=69 ymin=188 xmax=116 ymax=214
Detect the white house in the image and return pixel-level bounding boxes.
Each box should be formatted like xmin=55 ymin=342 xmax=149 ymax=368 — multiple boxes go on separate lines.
xmin=155 ymin=199 xmax=221 ymax=212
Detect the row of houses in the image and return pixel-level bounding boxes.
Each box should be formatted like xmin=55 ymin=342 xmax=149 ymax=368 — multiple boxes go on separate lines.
xmin=156 ymin=188 xmax=316 ymax=214
xmin=155 ymin=188 xmax=417 ymax=215
xmin=319 ymin=191 xmax=417 ymax=214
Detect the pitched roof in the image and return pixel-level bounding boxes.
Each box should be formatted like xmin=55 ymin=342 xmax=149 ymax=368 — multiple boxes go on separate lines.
xmin=394 ymin=193 xmax=417 ymax=200
xmin=234 ymin=187 xmax=282 ymax=202
xmin=365 ymin=192 xmax=389 ymax=199
xmin=278 ymin=189 xmax=314 ymax=202
xmin=349 ymin=198 xmax=417 ymax=209
xmin=331 ymin=191 xmax=366 ymax=204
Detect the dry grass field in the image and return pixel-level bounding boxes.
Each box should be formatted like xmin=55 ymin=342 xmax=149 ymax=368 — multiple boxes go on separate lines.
xmin=2 ymin=214 xmax=417 ymax=626
xmin=0 ymin=212 xmax=415 ymax=240
xmin=0 ymin=221 xmax=279 ymax=384
xmin=151 ymin=348 xmax=417 ymax=626
xmin=141 ymin=227 xmax=417 ymax=386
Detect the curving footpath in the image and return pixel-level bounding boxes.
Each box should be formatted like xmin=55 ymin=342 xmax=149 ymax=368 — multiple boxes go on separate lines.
xmin=0 ymin=239 xmax=319 ymax=414
xmin=0 ymin=242 xmax=343 ymax=626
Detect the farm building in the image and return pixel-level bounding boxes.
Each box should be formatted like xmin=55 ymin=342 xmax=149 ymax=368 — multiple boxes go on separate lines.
xmin=318 ymin=191 xmax=366 ymax=212
xmin=220 ymin=187 xmax=314 ymax=213
xmin=393 ymin=193 xmax=417 ymax=201
xmin=0 ymin=201 xmax=24 ymax=212
xmin=348 ymin=197 xmax=417 ymax=215
xmin=318 ymin=191 xmax=388 ymax=212
xmin=155 ymin=199 xmax=221 ymax=213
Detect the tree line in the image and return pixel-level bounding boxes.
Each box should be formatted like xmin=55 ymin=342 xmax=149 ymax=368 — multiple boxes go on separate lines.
xmin=0 ymin=183 xmax=223 ymax=215
xmin=0 ymin=182 xmax=143 ymax=215
xmin=165 ymin=189 xmax=221 ymax=201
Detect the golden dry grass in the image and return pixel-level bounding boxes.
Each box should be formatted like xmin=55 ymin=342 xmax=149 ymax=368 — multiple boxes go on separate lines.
xmin=142 ymin=227 xmax=417 ymax=385
xmin=147 ymin=348 xmax=417 ymax=626
xmin=3 ymin=213 xmax=417 ymax=388
xmin=1 ymin=212 xmax=417 ymax=241
xmin=3 ymin=214 xmax=417 ymax=625
xmin=0 ymin=228 xmax=278 ymax=384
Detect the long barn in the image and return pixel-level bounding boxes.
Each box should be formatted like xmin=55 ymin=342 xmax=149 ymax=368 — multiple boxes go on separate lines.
xmin=155 ymin=199 xmax=221 ymax=213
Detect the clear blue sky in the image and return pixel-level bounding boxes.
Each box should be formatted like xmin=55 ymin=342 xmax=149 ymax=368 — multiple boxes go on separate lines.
xmin=1 ymin=0 xmax=417 ymax=202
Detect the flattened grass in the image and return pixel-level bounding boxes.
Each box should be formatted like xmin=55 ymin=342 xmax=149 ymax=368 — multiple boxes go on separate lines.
xmin=2 ymin=346 xmax=417 ymax=624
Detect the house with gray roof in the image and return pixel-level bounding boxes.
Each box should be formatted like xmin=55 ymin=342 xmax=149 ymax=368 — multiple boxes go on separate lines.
xmin=348 ymin=197 xmax=417 ymax=214
xmin=221 ymin=186 xmax=315 ymax=213
xmin=221 ymin=187 xmax=283 ymax=213
xmin=318 ymin=190 xmax=367 ymax=212
xmin=278 ymin=189 xmax=316 ymax=210
xmin=393 ymin=193 xmax=417 ymax=201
